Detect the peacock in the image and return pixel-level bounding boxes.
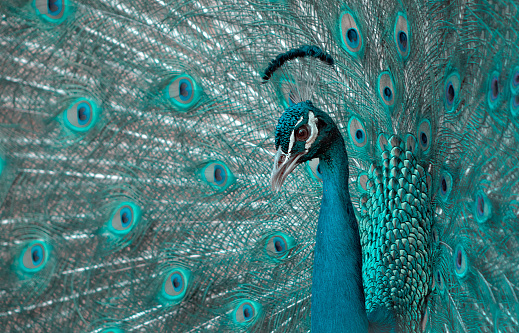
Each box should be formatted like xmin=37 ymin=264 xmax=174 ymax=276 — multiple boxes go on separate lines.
xmin=0 ymin=0 xmax=518 ymax=332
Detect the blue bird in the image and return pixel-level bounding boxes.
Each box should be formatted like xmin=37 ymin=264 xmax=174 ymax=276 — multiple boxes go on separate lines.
xmin=0 ymin=0 xmax=518 ymax=332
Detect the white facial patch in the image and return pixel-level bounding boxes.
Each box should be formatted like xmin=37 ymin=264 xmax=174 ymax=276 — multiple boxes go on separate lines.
xmin=305 ymin=112 xmax=319 ymax=150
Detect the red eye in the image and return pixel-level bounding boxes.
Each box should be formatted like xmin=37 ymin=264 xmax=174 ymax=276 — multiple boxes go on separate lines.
xmin=296 ymin=125 xmax=310 ymax=141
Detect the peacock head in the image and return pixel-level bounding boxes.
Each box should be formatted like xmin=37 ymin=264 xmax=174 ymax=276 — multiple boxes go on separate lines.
xmin=271 ymin=100 xmax=340 ymax=191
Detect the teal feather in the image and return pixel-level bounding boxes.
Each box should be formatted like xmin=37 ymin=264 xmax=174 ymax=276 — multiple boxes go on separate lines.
xmin=0 ymin=0 xmax=518 ymax=332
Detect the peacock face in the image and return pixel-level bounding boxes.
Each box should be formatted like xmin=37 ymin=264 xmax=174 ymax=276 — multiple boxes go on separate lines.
xmin=271 ymin=100 xmax=336 ymax=191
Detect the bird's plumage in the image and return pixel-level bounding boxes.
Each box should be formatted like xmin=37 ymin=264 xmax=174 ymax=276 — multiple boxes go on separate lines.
xmin=0 ymin=0 xmax=518 ymax=332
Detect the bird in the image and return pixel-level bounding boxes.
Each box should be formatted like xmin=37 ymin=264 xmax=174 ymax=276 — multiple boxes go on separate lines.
xmin=0 ymin=0 xmax=518 ymax=332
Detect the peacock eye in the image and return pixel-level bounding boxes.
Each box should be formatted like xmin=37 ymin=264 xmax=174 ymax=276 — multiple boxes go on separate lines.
xmin=511 ymin=67 xmax=519 ymax=94
xmin=112 ymin=205 xmax=134 ymax=232
xmin=34 ymin=0 xmax=69 ymax=22
xmin=512 ymin=95 xmax=519 ymax=117
xmin=234 ymin=301 xmax=259 ymax=323
xmin=453 ymin=244 xmax=468 ymax=278
xmin=165 ymin=74 xmax=200 ymax=111
xmin=417 ymin=119 xmax=431 ymax=153
xmin=398 ymin=32 xmax=407 ymax=50
xmin=438 ymin=171 xmax=453 ymax=200
xmin=394 ymin=13 xmax=410 ymax=59
xmin=201 ymin=161 xmax=235 ymax=191
xmin=159 ymin=267 xmax=190 ymax=305
xmin=346 ymin=28 xmax=359 ymax=48
xmin=491 ymin=76 xmax=499 ymax=100
xmin=487 ymin=71 xmax=500 ymax=109
xmin=295 ymin=125 xmax=310 ymax=141
xmin=474 ymin=191 xmax=492 ymax=223
xmin=21 ymin=241 xmax=48 ymax=272
xmin=340 ymin=11 xmax=363 ymax=55
xmin=108 ymin=202 xmax=141 ymax=235
xmin=348 ymin=117 xmax=368 ymax=148
xmin=265 ymin=232 xmax=294 ymax=260
xmin=377 ymin=72 xmax=396 ymax=108
xmin=444 ymin=72 xmax=460 ymax=111
xmin=164 ymin=271 xmax=186 ymax=297
xmin=63 ymin=99 xmax=98 ymax=132
xmin=446 ymin=82 xmax=455 ymax=103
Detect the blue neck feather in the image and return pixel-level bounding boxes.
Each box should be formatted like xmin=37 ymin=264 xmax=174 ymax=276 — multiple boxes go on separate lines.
xmin=311 ymin=137 xmax=368 ymax=332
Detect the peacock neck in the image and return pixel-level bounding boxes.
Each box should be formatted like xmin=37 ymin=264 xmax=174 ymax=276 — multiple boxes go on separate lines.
xmin=311 ymin=137 xmax=368 ymax=332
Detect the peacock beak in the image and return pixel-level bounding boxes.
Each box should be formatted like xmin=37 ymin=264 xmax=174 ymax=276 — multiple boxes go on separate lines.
xmin=271 ymin=148 xmax=305 ymax=192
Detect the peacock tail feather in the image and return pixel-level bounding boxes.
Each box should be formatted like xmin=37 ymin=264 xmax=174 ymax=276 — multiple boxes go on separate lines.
xmin=0 ymin=0 xmax=518 ymax=332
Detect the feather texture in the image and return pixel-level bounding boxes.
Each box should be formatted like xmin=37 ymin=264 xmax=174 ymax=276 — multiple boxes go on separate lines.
xmin=0 ymin=0 xmax=518 ymax=332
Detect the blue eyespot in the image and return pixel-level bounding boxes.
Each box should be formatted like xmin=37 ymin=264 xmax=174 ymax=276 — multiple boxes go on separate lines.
xmin=171 ymin=273 xmax=183 ymax=292
xmin=164 ymin=74 xmax=200 ymax=111
xmin=348 ymin=117 xmax=368 ymax=148
xmin=475 ymin=191 xmax=492 ymax=223
xmin=233 ymin=300 xmax=261 ymax=324
xmin=242 ymin=304 xmax=253 ymax=320
xmin=266 ymin=233 xmax=294 ymax=259
xmin=109 ymin=202 xmax=141 ymax=235
xmin=265 ymin=232 xmax=294 ymax=260
xmin=378 ymin=72 xmax=396 ymax=107
xmin=397 ymin=32 xmax=407 ymax=52
xmin=340 ymin=11 xmax=363 ymax=55
xmin=178 ymin=79 xmax=193 ymax=101
xmin=273 ymin=237 xmax=285 ymax=253
xmin=355 ymin=129 xmax=365 ymax=144
xmin=487 ymin=71 xmax=500 ymax=109
xmin=48 ymin=0 xmax=62 ymax=15
xmin=420 ymin=132 xmax=427 ymax=145
xmin=20 ymin=241 xmax=49 ymax=273
xmin=417 ymin=119 xmax=431 ymax=152
xmin=63 ymin=98 xmax=98 ymax=132
xmin=434 ymin=269 xmax=444 ymax=293
xmin=383 ymin=87 xmax=393 ymax=101
xmin=31 ymin=245 xmax=43 ymax=266
xmin=491 ymin=77 xmax=499 ymax=100
xmin=511 ymin=67 xmax=519 ymax=94
xmin=160 ymin=268 xmax=190 ymax=304
xmin=511 ymin=94 xmax=519 ymax=118
xmin=444 ymin=72 xmax=460 ymax=111
xmin=77 ymin=103 xmax=91 ymax=125
xmin=34 ymin=0 xmax=69 ymax=23
xmin=394 ymin=13 xmax=410 ymax=59
xmin=453 ymin=244 xmax=468 ymax=278
xmin=346 ymin=28 xmax=359 ymax=48
xmin=120 ymin=207 xmax=132 ymax=228
xmin=439 ymin=172 xmax=452 ymax=200
xmin=201 ymin=161 xmax=235 ymax=191
xmin=213 ymin=165 xmax=226 ymax=185
xmin=446 ymin=82 xmax=455 ymax=105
